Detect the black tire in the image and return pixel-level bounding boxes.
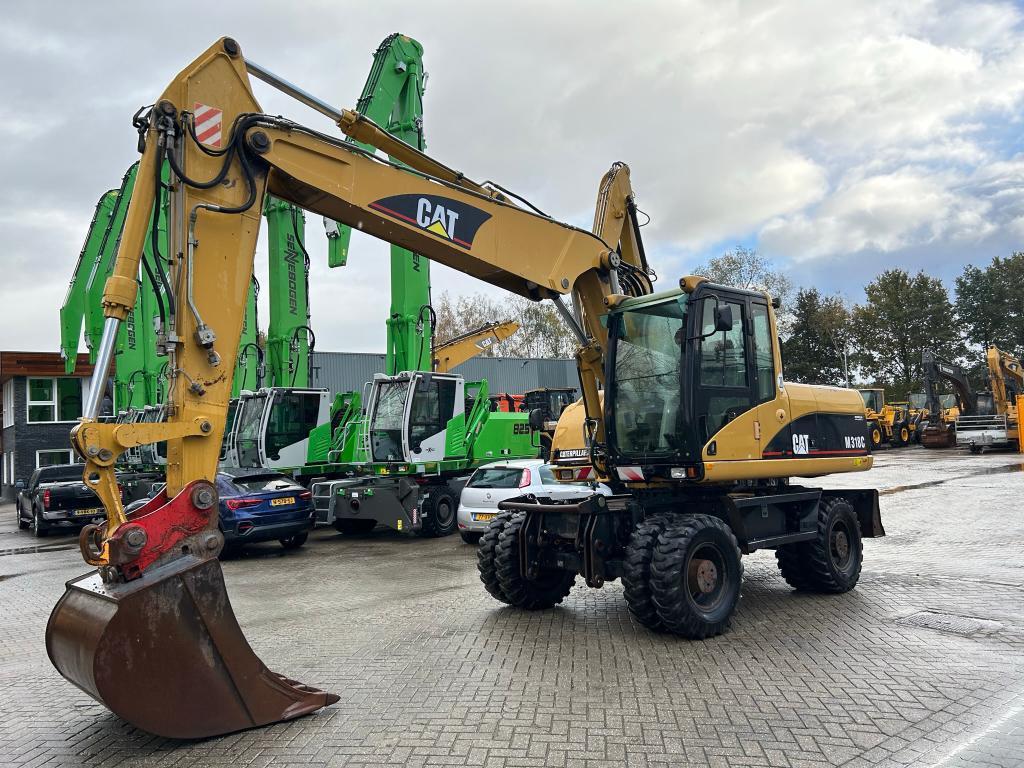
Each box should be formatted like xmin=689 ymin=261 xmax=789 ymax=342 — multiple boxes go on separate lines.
xmin=495 ymin=513 xmax=575 ymax=610
xmin=867 ymin=422 xmax=883 ymax=451
xmin=650 ymin=515 xmax=743 ymax=639
xmin=17 ymin=502 xmax=29 ymax=530
xmin=460 ymin=530 xmax=482 ymax=545
xmin=279 ymin=532 xmax=308 ymax=549
xmin=419 ymin=491 xmax=457 ymax=538
xmin=892 ymin=422 xmax=909 ymax=447
xmin=333 ymin=518 xmax=376 ymax=535
xmin=622 ymin=514 xmax=671 ymax=630
xmin=32 ymin=506 xmax=49 ymax=538
xmin=775 ymin=497 xmax=862 ymax=593
xmin=477 ymin=513 xmax=513 ymax=603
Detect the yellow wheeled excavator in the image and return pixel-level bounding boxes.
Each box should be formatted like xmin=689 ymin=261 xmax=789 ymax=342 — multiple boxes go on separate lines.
xmin=49 ymin=38 xmax=882 ymax=740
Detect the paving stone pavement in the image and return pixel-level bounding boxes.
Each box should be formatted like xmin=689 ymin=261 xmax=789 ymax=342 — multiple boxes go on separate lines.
xmin=1 ymin=449 xmax=1022 ymax=767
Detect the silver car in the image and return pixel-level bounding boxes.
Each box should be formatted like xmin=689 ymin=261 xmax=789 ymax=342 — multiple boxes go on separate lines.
xmin=457 ymin=459 xmax=610 ymax=543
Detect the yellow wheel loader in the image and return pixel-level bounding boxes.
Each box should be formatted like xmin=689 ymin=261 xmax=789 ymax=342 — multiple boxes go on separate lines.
xmin=48 ymin=38 xmax=882 ymax=740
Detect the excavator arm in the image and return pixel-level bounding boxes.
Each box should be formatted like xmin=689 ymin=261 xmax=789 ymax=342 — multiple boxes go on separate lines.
xmin=986 ymin=345 xmax=1024 ymax=410
xmin=51 ymin=37 xmax=635 ymax=740
xmin=432 ymin=320 xmax=519 ymax=373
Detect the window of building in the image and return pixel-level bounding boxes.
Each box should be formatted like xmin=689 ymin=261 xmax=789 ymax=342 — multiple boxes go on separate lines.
xmin=27 ymin=377 xmax=83 ymax=423
xmin=2 ymin=379 xmax=13 ymax=428
xmin=36 ymin=449 xmax=75 ymax=468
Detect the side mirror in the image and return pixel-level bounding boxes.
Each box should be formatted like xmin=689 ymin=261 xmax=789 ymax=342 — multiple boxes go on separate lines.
xmin=714 ymin=304 xmax=734 ymax=332
xmin=15 ymin=479 xmax=26 ymax=491
xmin=528 ymin=408 xmax=545 ymax=432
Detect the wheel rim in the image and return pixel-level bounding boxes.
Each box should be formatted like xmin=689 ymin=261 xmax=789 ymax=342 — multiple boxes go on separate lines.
xmin=685 ymin=542 xmax=727 ymax=613
xmin=900 ymin=427 xmax=909 ymax=442
xmin=829 ymin=519 xmax=853 ymax=573
xmin=436 ymin=500 xmax=454 ymax=528
xmin=872 ymin=428 xmax=881 ymax=444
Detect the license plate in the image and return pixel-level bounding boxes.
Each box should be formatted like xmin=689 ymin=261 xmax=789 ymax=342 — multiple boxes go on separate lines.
xmin=474 ymin=512 xmax=497 ymax=522
xmin=75 ymin=507 xmax=102 ymax=517
xmin=271 ymin=497 xmax=295 ymax=507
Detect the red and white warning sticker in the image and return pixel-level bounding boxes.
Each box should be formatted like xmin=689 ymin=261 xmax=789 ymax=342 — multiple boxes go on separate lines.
xmin=193 ymin=102 xmax=223 ymax=148
xmin=617 ymin=466 xmax=644 ymax=482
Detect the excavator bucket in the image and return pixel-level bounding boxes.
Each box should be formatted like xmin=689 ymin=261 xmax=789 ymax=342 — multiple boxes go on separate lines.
xmin=920 ymin=425 xmax=956 ymax=449
xmin=46 ymin=554 xmax=338 ymax=740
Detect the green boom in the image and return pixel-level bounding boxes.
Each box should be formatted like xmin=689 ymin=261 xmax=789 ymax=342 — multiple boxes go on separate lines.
xmin=327 ymin=33 xmax=432 ymax=375
xmin=60 ymin=189 xmax=118 ymax=375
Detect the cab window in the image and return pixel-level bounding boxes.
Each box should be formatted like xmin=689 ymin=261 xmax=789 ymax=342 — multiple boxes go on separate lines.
xmin=699 ymin=300 xmax=747 ymax=387
xmin=751 ymin=303 xmax=775 ymax=402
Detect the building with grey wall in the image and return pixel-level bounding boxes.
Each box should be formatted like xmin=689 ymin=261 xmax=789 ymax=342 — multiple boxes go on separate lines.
xmin=309 ymin=352 xmax=578 ymax=399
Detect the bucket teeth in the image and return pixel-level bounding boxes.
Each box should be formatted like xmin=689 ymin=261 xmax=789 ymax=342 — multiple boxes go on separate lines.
xmin=46 ymin=555 xmax=338 ymax=739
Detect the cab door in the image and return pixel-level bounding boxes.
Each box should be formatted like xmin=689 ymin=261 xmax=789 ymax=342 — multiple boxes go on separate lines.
xmin=749 ymin=300 xmax=791 ymax=458
xmin=693 ymin=296 xmax=759 ymax=459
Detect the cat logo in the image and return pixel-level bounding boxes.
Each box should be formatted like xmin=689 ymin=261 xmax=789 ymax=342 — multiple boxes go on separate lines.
xmin=368 ymin=193 xmax=491 ymax=249
xmin=792 ymin=434 xmax=810 ymax=455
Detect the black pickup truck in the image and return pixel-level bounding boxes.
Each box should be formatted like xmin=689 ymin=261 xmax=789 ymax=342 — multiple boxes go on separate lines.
xmin=16 ymin=463 xmax=110 ymax=537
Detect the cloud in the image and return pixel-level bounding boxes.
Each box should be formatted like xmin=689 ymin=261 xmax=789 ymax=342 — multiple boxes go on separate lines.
xmin=1 ymin=0 xmax=1023 ymax=355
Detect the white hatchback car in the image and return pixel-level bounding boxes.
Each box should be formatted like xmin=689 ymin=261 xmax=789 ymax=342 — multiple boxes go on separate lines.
xmin=457 ymin=458 xmax=610 ymax=543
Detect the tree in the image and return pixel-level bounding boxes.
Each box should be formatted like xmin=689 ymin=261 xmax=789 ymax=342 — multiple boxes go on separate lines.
xmin=851 ymin=269 xmax=959 ymax=398
xmin=433 ymin=291 xmax=577 ymax=358
xmin=692 ymin=247 xmax=794 ymax=334
xmin=781 ymin=288 xmax=853 ymax=385
xmin=955 ymin=253 xmax=1024 ymax=358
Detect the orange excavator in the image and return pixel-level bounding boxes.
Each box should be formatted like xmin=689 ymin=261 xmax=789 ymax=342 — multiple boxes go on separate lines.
xmin=48 ymin=38 xmax=880 ymax=740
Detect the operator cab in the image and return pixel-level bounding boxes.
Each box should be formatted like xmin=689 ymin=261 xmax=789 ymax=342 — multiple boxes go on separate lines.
xmin=227 ymin=387 xmax=330 ymax=469
xmin=858 ymin=389 xmax=884 ymax=414
xmin=366 ymin=372 xmax=465 ymax=463
xmin=603 ymin=279 xmax=867 ymax=483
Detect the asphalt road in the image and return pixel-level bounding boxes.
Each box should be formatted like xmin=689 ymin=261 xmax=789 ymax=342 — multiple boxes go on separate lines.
xmin=1 ymin=448 xmax=1022 ymax=767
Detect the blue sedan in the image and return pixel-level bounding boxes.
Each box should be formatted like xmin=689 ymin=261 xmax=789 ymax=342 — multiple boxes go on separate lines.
xmin=216 ymin=469 xmax=314 ymax=552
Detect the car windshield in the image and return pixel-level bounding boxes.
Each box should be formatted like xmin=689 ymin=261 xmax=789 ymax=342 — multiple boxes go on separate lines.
xmin=227 ymin=474 xmax=299 ymax=493
xmin=611 ymin=299 xmax=686 ymax=456
xmin=468 ymin=467 xmax=525 ymax=489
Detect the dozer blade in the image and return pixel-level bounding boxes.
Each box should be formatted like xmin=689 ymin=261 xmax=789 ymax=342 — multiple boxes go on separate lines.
xmin=46 ymin=554 xmax=338 ymax=740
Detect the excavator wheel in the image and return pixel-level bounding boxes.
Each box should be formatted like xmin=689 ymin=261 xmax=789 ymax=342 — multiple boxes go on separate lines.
xmin=477 ymin=513 xmax=513 ymax=603
xmin=419 ymin=491 xmax=458 ymax=537
xmin=495 ymin=513 xmax=576 ymax=609
xmin=46 ymin=555 xmax=338 ymax=739
xmin=622 ymin=514 xmax=671 ymax=630
xmin=649 ymin=515 xmax=742 ymax=639
xmin=776 ymin=497 xmax=862 ymax=593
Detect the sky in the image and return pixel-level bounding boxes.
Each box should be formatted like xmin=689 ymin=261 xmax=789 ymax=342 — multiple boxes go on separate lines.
xmin=2 ymin=0 xmax=1022 ymax=354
